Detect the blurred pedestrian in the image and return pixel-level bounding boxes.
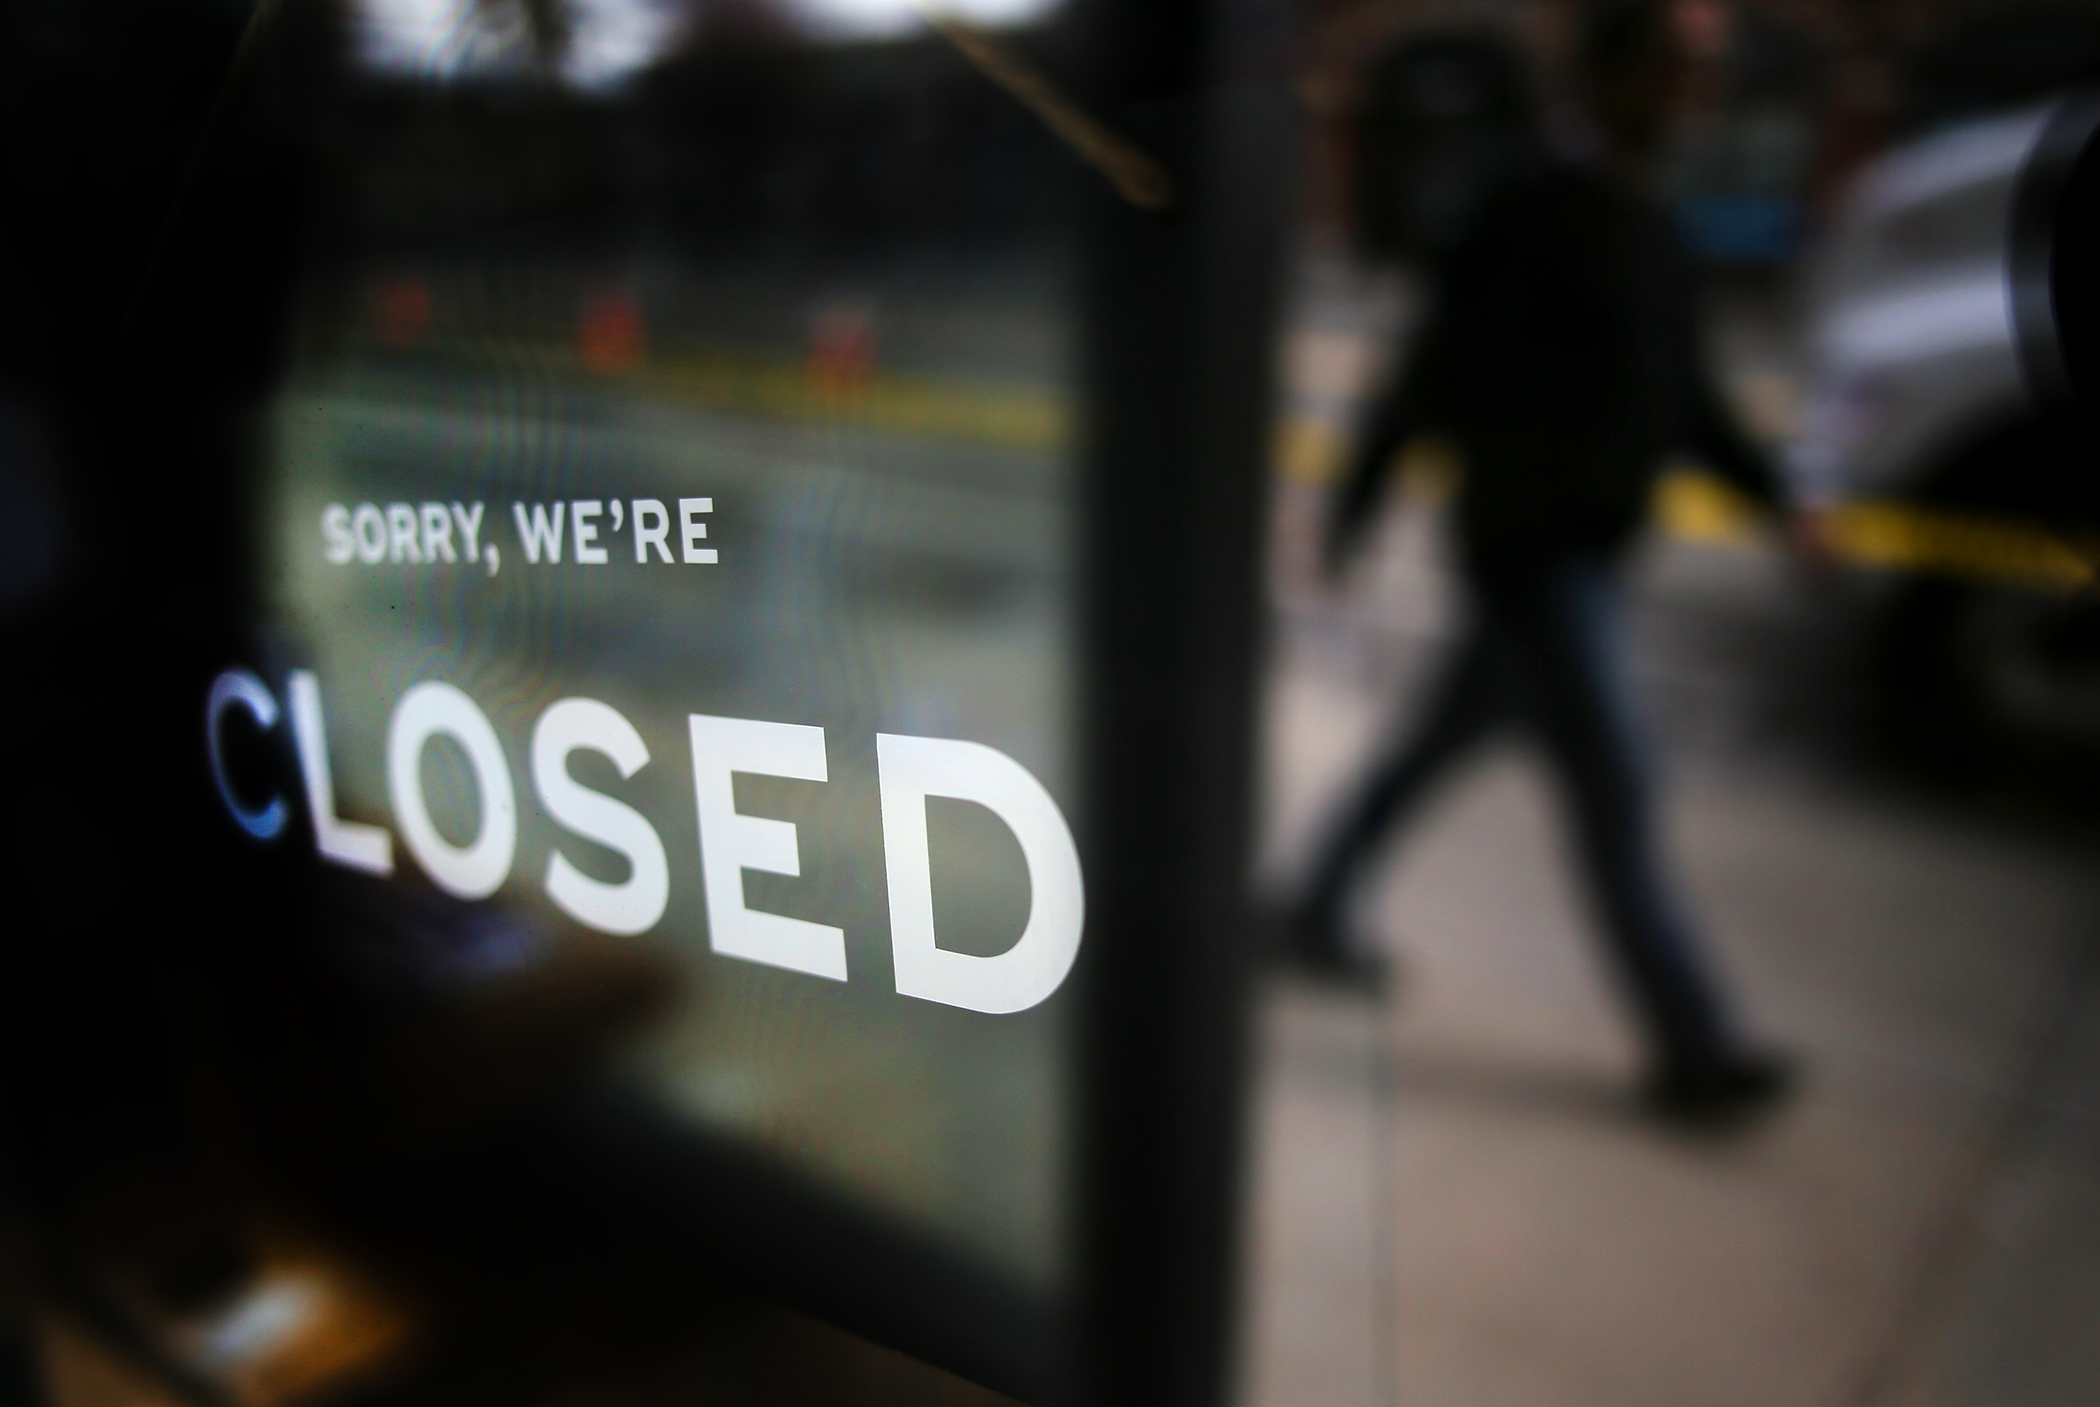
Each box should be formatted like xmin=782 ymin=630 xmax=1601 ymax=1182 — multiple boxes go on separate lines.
xmin=1291 ymin=0 xmax=1811 ymax=1126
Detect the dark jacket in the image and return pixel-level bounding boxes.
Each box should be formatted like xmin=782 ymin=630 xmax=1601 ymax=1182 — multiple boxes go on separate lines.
xmin=1332 ymin=160 xmax=1787 ymax=579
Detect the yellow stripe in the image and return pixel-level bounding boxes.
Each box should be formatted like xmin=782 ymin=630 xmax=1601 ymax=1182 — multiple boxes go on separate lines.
xmin=1657 ymin=471 xmax=2095 ymax=592
xmin=389 ymin=334 xmax=2099 ymax=592
xmin=1287 ymin=423 xmax=2095 ymax=595
xmin=642 ymin=351 xmax=1067 ymax=450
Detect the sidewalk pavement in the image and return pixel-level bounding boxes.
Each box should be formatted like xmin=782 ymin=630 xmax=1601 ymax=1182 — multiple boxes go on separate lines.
xmin=1239 ymin=528 xmax=2100 ymax=1407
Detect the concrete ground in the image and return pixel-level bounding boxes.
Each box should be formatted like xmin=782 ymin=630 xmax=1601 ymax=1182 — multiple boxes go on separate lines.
xmin=1237 ymin=493 xmax=2100 ymax=1406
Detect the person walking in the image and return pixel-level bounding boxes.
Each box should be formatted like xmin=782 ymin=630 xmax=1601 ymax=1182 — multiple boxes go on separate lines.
xmin=1291 ymin=0 xmax=1814 ymax=1126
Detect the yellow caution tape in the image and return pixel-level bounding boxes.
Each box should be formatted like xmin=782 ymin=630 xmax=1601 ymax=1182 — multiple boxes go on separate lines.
xmin=1655 ymin=470 xmax=2097 ymax=591
xmin=374 ymin=332 xmax=2099 ymax=593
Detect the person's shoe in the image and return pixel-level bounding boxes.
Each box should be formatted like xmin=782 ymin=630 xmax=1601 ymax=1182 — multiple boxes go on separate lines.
xmin=1640 ymin=1049 xmax=1799 ymax=1133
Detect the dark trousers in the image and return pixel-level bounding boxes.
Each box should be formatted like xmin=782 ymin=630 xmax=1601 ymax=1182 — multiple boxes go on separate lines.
xmin=1302 ymin=552 xmax=1739 ymax=1067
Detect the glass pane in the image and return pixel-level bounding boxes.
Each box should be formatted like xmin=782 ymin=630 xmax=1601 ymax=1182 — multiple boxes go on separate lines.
xmin=261 ymin=0 xmax=1080 ymax=1292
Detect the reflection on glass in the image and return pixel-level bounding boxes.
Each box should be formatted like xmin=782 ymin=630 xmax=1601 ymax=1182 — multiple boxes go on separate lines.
xmin=266 ymin=1 xmax=1081 ymax=1291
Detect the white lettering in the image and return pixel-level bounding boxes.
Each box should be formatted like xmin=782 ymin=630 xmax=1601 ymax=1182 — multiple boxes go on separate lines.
xmin=387 ymin=503 xmax=422 ymax=563
xmin=533 ymin=698 xmax=668 ymax=935
xmin=572 ymin=500 xmax=607 ymax=564
xmin=288 ymin=670 xmax=393 ymax=874
xmin=451 ymin=501 xmax=484 ymax=563
xmin=352 ymin=503 xmax=387 ymax=564
xmin=514 ymin=502 xmax=565 ymax=564
xmin=420 ymin=502 xmax=456 ymax=563
xmin=876 ymin=734 xmax=1082 ymax=1014
xmin=232 ymin=669 xmax=1085 ymax=1015
xmin=387 ymin=681 xmax=516 ymax=900
xmin=634 ymin=499 xmax=671 ymax=563
xmin=679 ymin=498 xmax=717 ymax=564
xmin=321 ymin=505 xmax=355 ymax=565
xmin=687 ymin=715 xmax=844 ymax=980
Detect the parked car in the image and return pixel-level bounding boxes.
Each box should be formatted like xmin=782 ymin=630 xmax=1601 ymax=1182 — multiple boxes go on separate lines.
xmin=1794 ymin=100 xmax=2100 ymax=780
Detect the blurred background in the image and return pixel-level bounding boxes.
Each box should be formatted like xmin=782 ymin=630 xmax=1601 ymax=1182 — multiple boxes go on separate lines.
xmin=1248 ymin=1 xmax=2100 ymax=1404
xmin=2 ymin=0 xmax=2099 ymax=1404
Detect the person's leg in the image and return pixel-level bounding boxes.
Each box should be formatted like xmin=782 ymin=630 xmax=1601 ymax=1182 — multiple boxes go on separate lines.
xmin=1294 ymin=622 xmax=1506 ymax=952
xmin=1491 ymin=558 xmax=1744 ymax=1070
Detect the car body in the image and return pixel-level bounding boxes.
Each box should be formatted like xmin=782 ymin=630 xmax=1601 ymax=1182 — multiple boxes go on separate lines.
xmin=1791 ymin=103 xmax=2049 ymax=508
xmin=1793 ymin=100 xmax=2100 ymax=776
